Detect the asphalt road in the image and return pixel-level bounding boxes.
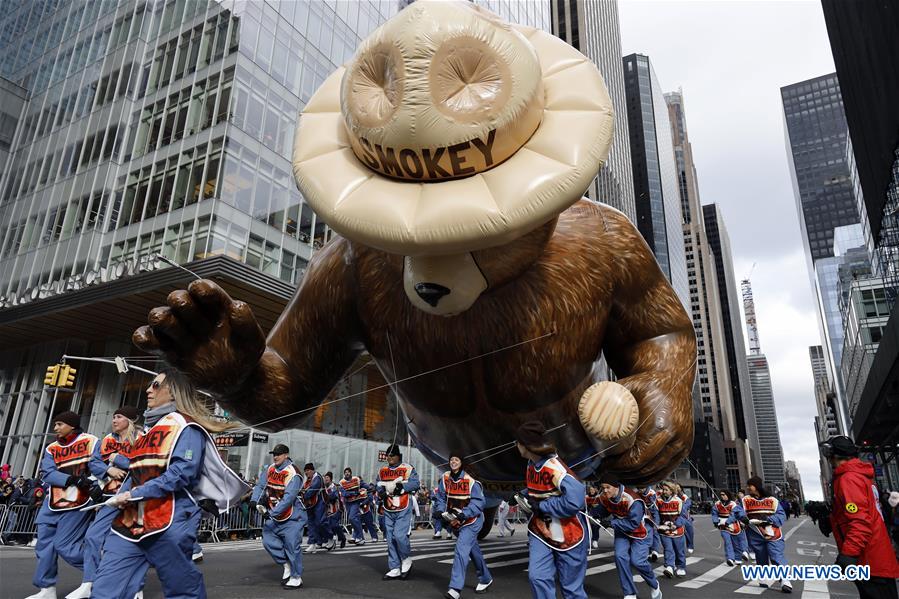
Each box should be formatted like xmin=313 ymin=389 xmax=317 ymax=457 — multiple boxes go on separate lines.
xmin=1 ymin=516 xmax=867 ymax=598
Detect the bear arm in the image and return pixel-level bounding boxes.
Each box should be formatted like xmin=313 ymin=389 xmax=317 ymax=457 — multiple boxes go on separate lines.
xmin=221 ymin=237 xmax=364 ymax=432
xmin=596 ymin=207 xmax=697 ymax=482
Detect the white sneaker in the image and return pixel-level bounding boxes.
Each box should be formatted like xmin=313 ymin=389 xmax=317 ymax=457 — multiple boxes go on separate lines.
xmin=433 ymin=533 xmax=441 ymax=539
xmin=325 ymin=539 xmax=336 ymax=551
xmin=25 ymin=589 xmax=57 ymax=599
xmin=663 ymin=565 xmax=674 ymax=578
xmin=284 ymin=575 xmax=302 ymax=589
xmin=726 ymin=558 xmax=735 ymax=566
xmin=591 ymin=540 xmax=599 ymax=549
xmin=282 ymin=563 xmax=291 ymax=581
xmin=781 ymin=580 xmax=793 ymax=594
xmin=676 ymin=568 xmax=686 ymax=577
xmin=687 ymin=548 xmax=694 ymax=555
xmin=401 ymin=557 xmax=412 ymax=577
xmin=650 ymin=584 xmax=663 ymax=599
xmin=191 ymin=551 xmax=203 ymax=562
xmin=383 ymin=568 xmax=402 ymax=580
xmin=445 ymin=589 xmax=461 ymax=599
xmin=304 ymin=544 xmax=318 ymax=554
xmin=750 ymin=552 xmax=757 ymax=561
xmin=475 ymin=579 xmax=493 ymax=593
xmin=357 ymin=539 xmax=365 ymax=546
xmin=65 ymin=583 xmax=92 ymax=599
xmin=650 ymin=550 xmax=660 ymax=562
xmin=133 ymin=593 xmax=143 ymax=599
xmin=624 ymin=595 xmax=637 ymax=599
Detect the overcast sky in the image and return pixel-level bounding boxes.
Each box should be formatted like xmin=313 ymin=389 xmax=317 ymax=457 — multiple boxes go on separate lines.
xmin=618 ymin=0 xmax=837 ymax=501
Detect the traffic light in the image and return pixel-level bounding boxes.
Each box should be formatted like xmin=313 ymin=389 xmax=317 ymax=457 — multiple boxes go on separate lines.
xmin=44 ymin=365 xmax=60 ymax=386
xmin=59 ymin=365 xmax=77 ymax=388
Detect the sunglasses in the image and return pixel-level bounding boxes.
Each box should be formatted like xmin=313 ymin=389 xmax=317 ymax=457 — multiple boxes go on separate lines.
xmin=150 ymin=380 xmax=166 ymax=390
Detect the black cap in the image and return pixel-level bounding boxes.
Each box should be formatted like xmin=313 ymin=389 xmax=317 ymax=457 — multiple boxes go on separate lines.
xmin=820 ymin=435 xmax=858 ymax=458
xmin=303 ymin=462 xmax=315 ymax=471
xmin=268 ymin=444 xmax=289 ymax=456
xmin=598 ymin=475 xmax=621 ymax=487
xmin=515 ymin=421 xmax=546 ymax=447
xmin=114 ymin=405 xmax=139 ymax=421
xmin=53 ymin=411 xmax=81 ymax=430
xmin=385 ymin=444 xmax=402 ymax=457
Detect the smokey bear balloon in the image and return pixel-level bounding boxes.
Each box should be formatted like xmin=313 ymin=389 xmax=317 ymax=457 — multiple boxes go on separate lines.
xmin=134 ymin=0 xmax=696 ymax=486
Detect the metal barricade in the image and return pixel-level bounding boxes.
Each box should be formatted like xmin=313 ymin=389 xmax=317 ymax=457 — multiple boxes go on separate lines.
xmin=0 ymin=504 xmax=39 ymax=543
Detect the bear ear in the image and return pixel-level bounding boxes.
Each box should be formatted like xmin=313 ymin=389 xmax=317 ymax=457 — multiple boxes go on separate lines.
xmin=471 ymin=217 xmax=557 ymax=289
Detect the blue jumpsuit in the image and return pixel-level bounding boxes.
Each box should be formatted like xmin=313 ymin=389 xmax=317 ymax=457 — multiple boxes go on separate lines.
xmin=363 ymin=488 xmax=382 ymax=540
xmin=435 ymin=470 xmax=492 ymax=592
xmin=712 ymin=500 xmax=747 ymax=562
xmin=641 ymin=489 xmax=663 ymax=556
xmin=82 ymin=433 xmax=131 ymax=583
xmin=32 ymin=433 xmax=99 ymax=590
xmin=91 ymin=427 xmax=207 ymax=599
xmin=680 ymin=493 xmax=694 ymax=551
xmin=338 ymin=476 xmax=366 ymax=542
xmin=251 ymin=459 xmax=305 ymax=577
xmin=734 ymin=496 xmax=788 ymax=568
xmin=430 ymin=489 xmax=444 ymax=536
xmin=595 ymin=486 xmax=659 ymax=597
xmin=523 ymin=456 xmax=588 ymax=599
xmin=324 ymin=483 xmax=346 ymax=544
xmin=657 ymin=495 xmax=688 ymax=570
xmin=376 ymin=462 xmax=420 ymax=572
xmin=302 ymin=472 xmax=326 ymax=546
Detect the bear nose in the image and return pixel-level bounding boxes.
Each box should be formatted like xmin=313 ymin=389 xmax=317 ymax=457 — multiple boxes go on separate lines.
xmin=414 ymin=282 xmax=451 ymax=307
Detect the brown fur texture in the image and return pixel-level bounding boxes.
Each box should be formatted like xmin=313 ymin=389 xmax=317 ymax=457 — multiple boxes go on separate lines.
xmin=134 ymin=199 xmax=696 ymax=485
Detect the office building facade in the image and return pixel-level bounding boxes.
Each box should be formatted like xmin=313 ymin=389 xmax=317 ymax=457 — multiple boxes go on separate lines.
xmin=743 ymin=278 xmax=786 ymax=488
xmin=822 ymin=0 xmax=899 ymax=489
xmin=550 ymin=0 xmax=635 ymax=222
xmin=623 ymin=53 xmax=688 ymax=310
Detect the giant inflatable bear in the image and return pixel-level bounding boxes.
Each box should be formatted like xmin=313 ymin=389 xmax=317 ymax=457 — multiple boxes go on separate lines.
xmin=134 ymin=1 xmax=696 ymax=487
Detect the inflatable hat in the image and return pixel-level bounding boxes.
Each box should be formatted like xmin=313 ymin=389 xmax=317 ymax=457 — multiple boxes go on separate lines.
xmin=292 ymin=0 xmax=614 ymax=256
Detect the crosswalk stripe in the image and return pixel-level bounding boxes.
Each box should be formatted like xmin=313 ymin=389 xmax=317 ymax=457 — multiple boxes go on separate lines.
xmin=676 ymin=563 xmax=735 ymax=588
xmin=352 ymin=540 xmax=520 ymax=558
xmin=633 ymin=556 xmax=703 ymax=582
xmin=801 ymin=578 xmax=829 ymax=598
xmin=436 ymin=548 xmax=532 ymax=565
xmin=735 ymin=582 xmax=768 ymax=594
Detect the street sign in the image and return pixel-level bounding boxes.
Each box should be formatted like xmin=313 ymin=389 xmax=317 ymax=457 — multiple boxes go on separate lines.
xmin=252 ymin=432 xmax=269 ymax=443
xmin=215 ymin=432 xmax=249 ymax=448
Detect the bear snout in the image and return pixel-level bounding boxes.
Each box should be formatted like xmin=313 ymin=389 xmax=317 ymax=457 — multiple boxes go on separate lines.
xmin=413 ymin=282 xmax=452 ymax=307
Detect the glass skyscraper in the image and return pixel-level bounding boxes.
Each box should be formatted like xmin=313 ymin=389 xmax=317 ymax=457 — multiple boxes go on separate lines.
xmin=551 ymin=0 xmax=635 ymax=222
xmin=0 ymin=0 xmax=551 ymax=477
xmin=622 ymin=53 xmax=688 ymax=310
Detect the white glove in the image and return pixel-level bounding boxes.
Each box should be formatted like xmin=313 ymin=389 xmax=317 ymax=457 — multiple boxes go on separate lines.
xmin=256 ymin=504 xmax=267 ymax=515
xmin=749 ymin=518 xmax=764 ymax=525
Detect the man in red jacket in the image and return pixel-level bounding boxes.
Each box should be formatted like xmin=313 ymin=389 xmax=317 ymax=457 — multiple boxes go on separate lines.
xmin=821 ymin=435 xmax=899 ymax=599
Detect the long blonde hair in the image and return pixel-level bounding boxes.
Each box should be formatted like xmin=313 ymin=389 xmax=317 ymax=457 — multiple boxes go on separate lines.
xmin=160 ymin=368 xmax=238 ymax=433
xmin=117 ymin=418 xmax=139 ymax=446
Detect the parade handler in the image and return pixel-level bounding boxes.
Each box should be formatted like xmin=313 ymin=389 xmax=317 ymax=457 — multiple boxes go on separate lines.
xmin=27 ymin=411 xmax=99 ymax=599
xmin=90 ymin=370 xmax=249 ymax=599
xmin=135 ymin=1 xmax=696 ymax=516
xmin=712 ymin=489 xmax=746 ymax=566
xmin=250 ymin=443 xmax=305 ymax=589
xmin=656 ymin=480 xmax=688 ymax=578
xmin=376 ymin=444 xmax=420 ymax=580
xmin=595 ymin=479 xmax=661 ymax=599
xmin=515 ymin=422 xmax=588 ymax=599
xmin=737 ymin=477 xmax=791 ymax=594
xmin=435 ymin=452 xmax=494 ymax=598
xmin=339 ymin=468 xmax=367 ymax=545
xmin=820 ymin=435 xmax=899 ymax=599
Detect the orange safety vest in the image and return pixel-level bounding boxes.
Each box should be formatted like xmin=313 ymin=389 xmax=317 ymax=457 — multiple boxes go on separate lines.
xmin=598 ymin=488 xmax=648 ymax=540
xmin=714 ymin=500 xmax=743 ymax=535
xmin=656 ymin=496 xmax=685 ymax=537
xmin=340 ymin=476 xmax=363 ymax=502
xmin=112 ymin=412 xmax=196 ymax=542
xmin=301 ymin=472 xmax=322 ymax=508
xmin=325 ymin=483 xmax=342 ymax=516
xmin=378 ymin=463 xmax=414 ymax=513
xmin=99 ymin=434 xmax=126 ymax=495
xmin=525 ymin=456 xmax=585 ymax=551
xmin=442 ymin=470 xmax=478 ymax=527
xmin=266 ymin=463 xmax=299 ymax=522
xmin=46 ymin=433 xmax=99 ymax=511
xmin=742 ymin=496 xmax=782 ymax=541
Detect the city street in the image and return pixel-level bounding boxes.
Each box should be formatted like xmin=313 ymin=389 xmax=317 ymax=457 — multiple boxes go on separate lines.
xmin=0 ymin=517 xmax=860 ymax=598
